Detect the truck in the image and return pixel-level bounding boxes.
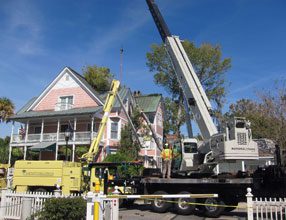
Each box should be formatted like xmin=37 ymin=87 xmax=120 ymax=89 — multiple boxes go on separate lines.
xmin=113 ymin=0 xmax=286 ymax=218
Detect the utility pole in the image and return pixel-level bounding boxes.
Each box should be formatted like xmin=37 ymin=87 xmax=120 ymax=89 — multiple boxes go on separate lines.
xmin=120 ymin=48 xmax=123 ymax=82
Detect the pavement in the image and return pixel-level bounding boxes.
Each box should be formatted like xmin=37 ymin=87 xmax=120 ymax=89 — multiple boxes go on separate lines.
xmin=119 ymin=201 xmax=247 ymax=220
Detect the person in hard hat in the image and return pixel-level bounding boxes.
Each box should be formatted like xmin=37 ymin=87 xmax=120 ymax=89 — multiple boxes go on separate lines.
xmin=161 ymin=143 xmax=173 ymax=178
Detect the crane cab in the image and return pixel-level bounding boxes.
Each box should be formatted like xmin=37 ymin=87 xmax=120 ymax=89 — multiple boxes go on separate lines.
xmin=172 ymin=138 xmax=200 ymax=173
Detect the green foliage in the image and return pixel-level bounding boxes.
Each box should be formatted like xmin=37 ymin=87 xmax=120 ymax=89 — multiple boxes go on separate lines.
xmin=104 ymin=152 xmax=132 ymax=163
xmin=0 ymin=136 xmax=10 ymax=163
xmin=83 ymin=65 xmax=113 ymax=92
xmin=11 ymin=148 xmax=23 ymax=165
xmin=0 ymin=97 xmax=14 ymax=123
xmin=163 ymin=97 xmax=186 ymax=134
xmin=118 ymin=108 xmax=141 ymax=160
xmin=119 ymin=123 xmax=140 ymax=160
xmin=75 ymin=146 xmax=89 ymax=159
xmin=146 ymin=41 xmax=231 ymax=133
xmin=103 ymin=152 xmax=143 ymax=177
xmin=35 ymin=197 xmax=86 ymax=220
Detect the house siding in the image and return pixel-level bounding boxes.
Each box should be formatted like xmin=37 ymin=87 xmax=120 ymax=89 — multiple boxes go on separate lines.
xmin=34 ymin=87 xmax=98 ymax=111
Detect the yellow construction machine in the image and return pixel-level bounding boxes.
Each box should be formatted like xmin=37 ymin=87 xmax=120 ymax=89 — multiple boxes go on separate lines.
xmin=12 ymin=80 xmax=121 ymax=195
xmin=0 ymin=164 xmax=9 ymax=189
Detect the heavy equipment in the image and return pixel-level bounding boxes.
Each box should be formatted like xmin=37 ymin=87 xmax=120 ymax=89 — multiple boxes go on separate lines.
xmin=146 ymin=0 xmax=258 ymax=176
xmin=121 ymin=1 xmax=273 ymax=217
xmin=0 ymin=164 xmax=9 ymax=189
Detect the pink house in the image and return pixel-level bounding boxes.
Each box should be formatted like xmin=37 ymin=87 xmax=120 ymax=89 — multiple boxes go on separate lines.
xmin=9 ymin=67 xmax=164 ymax=167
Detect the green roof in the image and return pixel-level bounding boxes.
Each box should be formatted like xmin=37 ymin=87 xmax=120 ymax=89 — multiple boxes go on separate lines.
xmin=135 ymin=95 xmax=162 ymax=113
xmin=10 ymin=106 xmax=102 ymax=120
xmin=17 ymin=97 xmax=38 ymax=115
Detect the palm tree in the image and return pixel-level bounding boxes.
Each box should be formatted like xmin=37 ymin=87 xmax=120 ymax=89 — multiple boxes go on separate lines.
xmin=0 ymin=97 xmax=15 ymax=123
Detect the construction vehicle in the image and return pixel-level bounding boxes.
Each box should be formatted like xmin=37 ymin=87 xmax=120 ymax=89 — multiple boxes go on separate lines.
xmin=146 ymin=0 xmax=258 ymax=176
xmin=113 ymin=1 xmax=286 ymax=218
xmin=0 ymin=164 xmax=9 ymax=189
xmin=12 ymin=80 xmax=121 ymax=195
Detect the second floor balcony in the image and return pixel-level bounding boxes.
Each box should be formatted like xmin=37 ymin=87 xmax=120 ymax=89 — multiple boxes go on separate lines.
xmin=11 ymin=131 xmax=98 ymax=145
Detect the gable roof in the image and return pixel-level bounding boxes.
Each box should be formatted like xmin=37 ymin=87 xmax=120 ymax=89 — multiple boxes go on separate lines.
xmin=113 ymin=87 xmax=132 ymax=108
xmin=135 ymin=94 xmax=162 ymax=113
xmin=27 ymin=67 xmax=104 ymax=111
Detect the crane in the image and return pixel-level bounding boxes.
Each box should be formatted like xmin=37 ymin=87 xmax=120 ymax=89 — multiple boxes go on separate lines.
xmin=146 ymin=0 xmax=258 ymax=172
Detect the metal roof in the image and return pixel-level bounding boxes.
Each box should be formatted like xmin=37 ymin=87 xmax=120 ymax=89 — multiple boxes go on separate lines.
xmin=29 ymin=142 xmax=56 ymax=151
xmin=10 ymin=106 xmax=102 ymax=120
xmin=135 ymin=94 xmax=162 ymax=113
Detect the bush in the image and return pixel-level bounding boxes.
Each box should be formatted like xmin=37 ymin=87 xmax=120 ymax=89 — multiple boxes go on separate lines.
xmin=104 ymin=152 xmax=143 ymax=177
xmin=34 ymin=197 xmax=86 ymax=220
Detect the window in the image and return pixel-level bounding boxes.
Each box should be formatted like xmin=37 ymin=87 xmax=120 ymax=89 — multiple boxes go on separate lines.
xmin=60 ymin=124 xmax=68 ymax=132
xmin=34 ymin=127 xmax=41 ymax=134
xmin=184 ymin=142 xmax=198 ymax=154
xmin=157 ymin=112 xmax=162 ymax=126
xmin=110 ymin=120 xmax=119 ymax=139
xmin=59 ymin=96 xmax=73 ymax=110
xmin=87 ymin=123 xmax=100 ymax=132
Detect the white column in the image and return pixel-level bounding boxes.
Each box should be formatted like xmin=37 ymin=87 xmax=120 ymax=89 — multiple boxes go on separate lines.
xmin=246 ymin=188 xmax=254 ymax=220
xmin=215 ymin=164 xmax=220 ymax=174
xmin=72 ymin=118 xmax=77 ymax=162
xmin=91 ymin=117 xmax=94 ymax=141
xmin=40 ymin=119 xmax=44 ymax=142
xmin=242 ymin=160 xmax=245 ymax=172
xmin=24 ymin=121 xmax=29 ymax=160
xmin=24 ymin=121 xmax=29 ymax=143
xmin=8 ymin=122 xmax=15 ymax=165
xmin=55 ymin=119 xmax=60 ymax=160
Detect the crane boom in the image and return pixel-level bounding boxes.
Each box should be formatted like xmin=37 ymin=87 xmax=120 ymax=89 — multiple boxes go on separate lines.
xmin=146 ymin=0 xmax=217 ymax=139
xmin=81 ymin=80 xmax=120 ymax=163
xmin=146 ymin=0 xmax=258 ymax=162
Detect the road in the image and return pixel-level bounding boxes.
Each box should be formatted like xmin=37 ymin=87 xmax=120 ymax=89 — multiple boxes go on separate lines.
xmin=119 ymin=202 xmax=247 ymax=220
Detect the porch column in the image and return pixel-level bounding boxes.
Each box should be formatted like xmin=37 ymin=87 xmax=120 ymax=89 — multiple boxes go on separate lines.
xmin=24 ymin=121 xmax=29 ymax=160
xmin=55 ymin=119 xmax=60 ymax=160
xmin=242 ymin=160 xmax=245 ymax=172
xmin=40 ymin=119 xmax=44 ymax=142
xmin=8 ymin=122 xmax=15 ymax=165
xmin=91 ymin=117 xmax=94 ymax=141
xmin=72 ymin=118 xmax=77 ymax=162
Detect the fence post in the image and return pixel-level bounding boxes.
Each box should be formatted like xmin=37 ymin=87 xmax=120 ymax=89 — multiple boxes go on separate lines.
xmin=86 ymin=192 xmax=95 ymax=220
xmin=246 ymin=187 xmax=254 ymax=220
xmin=21 ymin=198 xmax=32 ymax=220
xmin=54 ymin=185 xmax=62 ymax=198
xmin=0 ymin=189 xmax=7 ymax=220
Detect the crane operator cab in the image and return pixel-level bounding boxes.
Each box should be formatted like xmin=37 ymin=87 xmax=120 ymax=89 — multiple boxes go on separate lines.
xmin=172 ymin=138 xmax=201 ymax=173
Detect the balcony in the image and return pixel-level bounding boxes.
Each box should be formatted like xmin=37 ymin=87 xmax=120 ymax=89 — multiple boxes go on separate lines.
xmin=54 ymin=103 xmax=74 ymax=111
xmin=11 ymin=132 xmax=98 ymax=145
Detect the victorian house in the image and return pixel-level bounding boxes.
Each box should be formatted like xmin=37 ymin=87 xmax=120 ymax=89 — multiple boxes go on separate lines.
xmin=9 ymin=67 xmax=164 ymax=167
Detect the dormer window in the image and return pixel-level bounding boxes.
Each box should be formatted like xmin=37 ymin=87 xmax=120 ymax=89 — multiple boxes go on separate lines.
xmin=55 ymin=96 xmax=74 ymax=111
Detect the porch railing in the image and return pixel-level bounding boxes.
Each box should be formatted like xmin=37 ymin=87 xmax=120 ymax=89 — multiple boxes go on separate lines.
xmin=11 ymin=132 xmax=98 ymax=144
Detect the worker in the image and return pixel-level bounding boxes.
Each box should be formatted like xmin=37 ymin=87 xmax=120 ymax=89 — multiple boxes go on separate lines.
xmin=161 ymin=143 xmax=173 ymax=178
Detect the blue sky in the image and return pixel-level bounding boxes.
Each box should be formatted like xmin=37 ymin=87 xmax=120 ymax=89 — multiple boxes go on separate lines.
xmin=0 ymin=0 xmax=286 ymax=137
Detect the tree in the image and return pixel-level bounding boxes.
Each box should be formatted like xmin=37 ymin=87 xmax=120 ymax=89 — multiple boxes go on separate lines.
xmin=0 ymin=97 xmax=15 ymax=123
xmin=146 ymin=41 xmax=231 ymax=134
xmin=83 ymin=65 xmax=113 ymax=92
xmin=163 ymin=97 xmax=186 ymax=135
xmin=226 ymin=82 xmax=286 ymax=149
xmin=118 ymin=109 xmax=142 ymax=160
xmin=0 ymin=136 xmax=10 ymax=163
